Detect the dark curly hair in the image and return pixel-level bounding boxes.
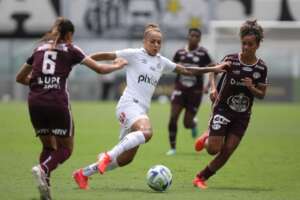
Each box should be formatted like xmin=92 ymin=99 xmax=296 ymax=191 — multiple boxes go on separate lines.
xmin=240 ymin=19 xmax=264 ymax=45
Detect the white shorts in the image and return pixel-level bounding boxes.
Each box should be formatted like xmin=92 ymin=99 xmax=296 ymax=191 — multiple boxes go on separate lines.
xmin=116 ymin=100 xmax=149 ymax=140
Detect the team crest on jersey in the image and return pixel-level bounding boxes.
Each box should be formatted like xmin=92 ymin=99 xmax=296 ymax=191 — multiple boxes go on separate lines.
xmin=227 ymin=93 xmax=250 ymax=112
xmin=242 ymin=66 xmax=253 ymax=72
xmin=253 ymin=72 xmax=261 ymax=79
xmin=192 ymin=56 xmax=199 ymax=62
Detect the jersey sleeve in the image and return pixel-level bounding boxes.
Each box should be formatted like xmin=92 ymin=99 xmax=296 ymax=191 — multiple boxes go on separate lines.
xmin=72 ymin=45 xmax=87 ymax=65
xmin=161 ymin=56 xmax=176 ymax=74
xmin=204 ymin=52 xmax=213 ymax=65
xmin=257 ymin=67 xmax=268 ymax=85
xmin=172 ymin=51 xmax=180 ymax=63
xmin=116 ymin=48 xmax=136 ymax=61
xmin=26 ymin=54 xmax=34 ymax=65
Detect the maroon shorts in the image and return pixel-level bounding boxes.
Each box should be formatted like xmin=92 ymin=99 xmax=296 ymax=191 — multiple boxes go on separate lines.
xmin=208 ymin=108 xmax=250 ymax=138
xmin=170 ymin=88 xmax=203 ymax=114
xmin=28 ymin=105 xmax=74 ymax=137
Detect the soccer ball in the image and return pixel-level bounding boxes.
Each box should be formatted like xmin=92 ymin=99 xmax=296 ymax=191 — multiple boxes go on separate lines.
xmin=146 ymin=165 xmax=172 ymax=192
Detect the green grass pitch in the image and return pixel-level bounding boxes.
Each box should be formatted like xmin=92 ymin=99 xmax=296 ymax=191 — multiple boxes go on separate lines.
xmin=0 ymin=101 xmax=299 ymax=200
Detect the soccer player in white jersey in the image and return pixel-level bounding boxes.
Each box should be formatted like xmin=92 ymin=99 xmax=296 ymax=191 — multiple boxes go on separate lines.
xmin=73 ymin=24 xmax=230 ymax=189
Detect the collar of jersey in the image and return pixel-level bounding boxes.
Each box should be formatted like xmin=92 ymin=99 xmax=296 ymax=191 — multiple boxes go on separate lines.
xmin=141 ymin=47 xmax=161 ymax=58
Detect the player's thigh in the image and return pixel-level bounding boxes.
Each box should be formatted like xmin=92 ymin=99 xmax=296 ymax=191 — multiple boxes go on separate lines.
xmin=183 ymin=110 xmax=197 ymax=128
xmin=55 ymin=135 xmax=74 ymax=152
xmin=169 ymin=103 xmax=184 ymax=120
xmin=39 ymin=135 xmax=57 ymax=150
xmin=207 ymin=135 xmax=224 ymax=154
xmin=223 ymin=133 xmax=241 ymax=154
xmin=185 ymin=89 xmax=202 ymax=116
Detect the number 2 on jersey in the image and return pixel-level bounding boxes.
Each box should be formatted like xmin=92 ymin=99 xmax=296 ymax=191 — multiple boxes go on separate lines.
xmin=42 ymin=51 xmax=57 ymax=75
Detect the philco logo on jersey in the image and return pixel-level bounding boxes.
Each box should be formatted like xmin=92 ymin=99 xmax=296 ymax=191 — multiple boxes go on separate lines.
xmin=138 ymin=74 xmax=158 ymax=86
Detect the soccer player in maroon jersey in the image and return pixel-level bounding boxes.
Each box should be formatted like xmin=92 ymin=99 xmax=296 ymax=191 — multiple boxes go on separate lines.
xmin=193 ymin=19 xmax=268 ymax=189
xmin=166 ymin=28 xmax=213 ymax=156
xmin=16 ymin=17 xmax=127 ymax=200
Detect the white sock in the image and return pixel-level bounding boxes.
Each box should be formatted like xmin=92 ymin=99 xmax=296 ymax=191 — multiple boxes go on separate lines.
xmin=82 ymin=156 xmax=120 ymax=177
xmin=82 ymin=162 xmax=98 ymax=177
xmin=107 ymin=131 xmax=145 ymax=160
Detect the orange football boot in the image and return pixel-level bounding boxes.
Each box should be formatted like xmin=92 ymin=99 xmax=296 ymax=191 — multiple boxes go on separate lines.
xmin=98 ymin=152 xmax=111 ymax=174
xmin=73 ymin=168 xmax=89 ymax=190
xmin=193 ymin=176 xmax=208 ymax=189
xmin=194 ymin=130 xmax=209 ymax=152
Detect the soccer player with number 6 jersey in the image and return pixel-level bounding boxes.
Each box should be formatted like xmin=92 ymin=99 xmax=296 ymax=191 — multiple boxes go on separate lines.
xmin=16 ymin=17 xmax=127 ymax=200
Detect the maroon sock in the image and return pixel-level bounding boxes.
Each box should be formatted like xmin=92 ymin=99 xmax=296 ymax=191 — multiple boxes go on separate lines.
xmin=41 ymin=147 xmax=72 ymax=176
xmin=197 ymin=166 xmax=215 ymax=180
xmin=39 ymin=147 xmax=54 ymax=164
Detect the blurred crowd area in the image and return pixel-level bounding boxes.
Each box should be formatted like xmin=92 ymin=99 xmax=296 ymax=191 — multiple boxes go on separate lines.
xmin=0 ymin=0 xmax=300 ymax=102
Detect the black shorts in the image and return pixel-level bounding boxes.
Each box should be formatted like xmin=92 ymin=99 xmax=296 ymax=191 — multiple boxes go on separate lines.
xmin=170 ymin=88 xmax=203 ymax=114
xmin=28 ymin=105 xmax=74 ymax=137
xmin=208 ymin=108 xmax=250 ymax=138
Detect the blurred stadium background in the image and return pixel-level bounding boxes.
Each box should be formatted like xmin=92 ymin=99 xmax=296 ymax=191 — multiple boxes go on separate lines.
xmin=0 ymin=0 xmax=300 ymax=102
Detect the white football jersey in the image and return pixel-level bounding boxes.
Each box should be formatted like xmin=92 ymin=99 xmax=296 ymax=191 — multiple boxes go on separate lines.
xmin=116 ymin=48 xmax=176 ymax=110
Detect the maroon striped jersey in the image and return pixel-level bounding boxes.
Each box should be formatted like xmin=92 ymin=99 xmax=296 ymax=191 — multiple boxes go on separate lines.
xmin=26 ymin=42 xmax=86 ymax=107
xmin=173 ymin=46 xmax=212 ymax=90
xmin=214 ymin=53 xmax=268 ymax=114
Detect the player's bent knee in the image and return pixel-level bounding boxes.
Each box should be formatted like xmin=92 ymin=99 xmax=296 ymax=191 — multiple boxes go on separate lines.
xmin=206 ymin=145 xmax=221 ymax=155
xmin=143 ymin=131 xmax=153 ymax=142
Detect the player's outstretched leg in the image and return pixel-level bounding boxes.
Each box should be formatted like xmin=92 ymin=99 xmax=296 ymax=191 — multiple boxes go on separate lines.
xmin=73 ymin=153 xmax=119 ymax=189
xmin=32 ymin=165 xmax=52 ymax=200
xmin=98 ymin=130 xmax=146 ymax=174
xmin=73 ymin=168 xmax=89 ymax=190
xmin=194 ymin=130 xmax=209 ymax=152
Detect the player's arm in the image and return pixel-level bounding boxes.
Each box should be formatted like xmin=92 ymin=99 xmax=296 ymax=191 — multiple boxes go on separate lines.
xmin=82 ymin=57 xmax=127 ymax=74
xmin=89 ymin=52 xmax=116 ymax=61
xmin=174 ymin=62 xmax=229 ymax=76
xmin=242 ymin=77 xmax=267 ymax=99
xmin=16 ymin=63 xmax=32 ymax=85
xmin=203 ymin=63 xmax=215 ymax=93
xmin=208 ymin=72 xmax=219 ymax=102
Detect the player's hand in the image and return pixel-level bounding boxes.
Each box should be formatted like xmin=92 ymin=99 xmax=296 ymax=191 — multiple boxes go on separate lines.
xmin=203 ymin=85 xmax=209 ymax=94
xmin=113 ymin=57 xmax=128 ymax=69
xmin=209 ymin=88 xmax=218 ymax=102
xmin=241 ymin=77 xmax=254 ymax=88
